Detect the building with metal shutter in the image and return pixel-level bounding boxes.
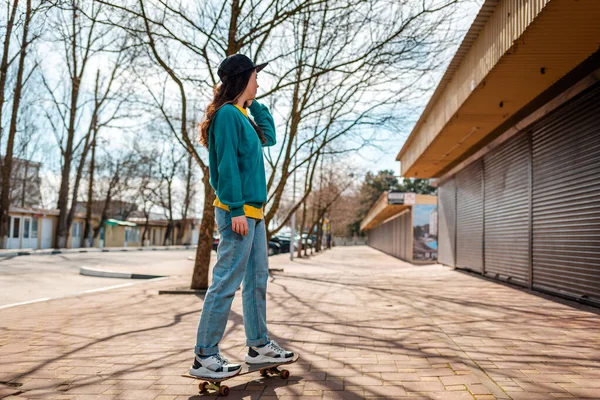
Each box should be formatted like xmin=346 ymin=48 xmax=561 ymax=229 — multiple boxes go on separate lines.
xmin=395 ymin=0 xmax=600 ymax=306
xmin=360 ymin=192 xmax=438 ymax=264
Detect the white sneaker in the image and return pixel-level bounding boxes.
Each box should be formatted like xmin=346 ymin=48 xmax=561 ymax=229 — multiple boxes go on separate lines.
xmin=245 ymin=340 xmax=295 ymax=364
xmin=189 ymin=353 xmax=242 ymax=379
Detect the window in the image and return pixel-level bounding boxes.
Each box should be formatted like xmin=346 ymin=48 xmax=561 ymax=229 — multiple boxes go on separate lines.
xmin=11 ymin=217 xmax=20 ymax=239
xmin=24 ymin=218 xmax=30 ymax=239
xmin=125 ymin=227 xmax=140 ymax=243
xmin=72 ymin=222 xmax=81 ymax=238
xmin=32 ymin=218 xmax=38 ymax=239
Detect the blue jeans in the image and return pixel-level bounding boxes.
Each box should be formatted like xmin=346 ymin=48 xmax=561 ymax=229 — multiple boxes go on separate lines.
xmin=195 ymin=207 xmax=270 ymax=355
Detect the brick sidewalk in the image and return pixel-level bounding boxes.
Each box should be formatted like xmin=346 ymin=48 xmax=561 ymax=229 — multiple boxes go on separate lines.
xmin=1 ymin=246 xmax=599 ymax=399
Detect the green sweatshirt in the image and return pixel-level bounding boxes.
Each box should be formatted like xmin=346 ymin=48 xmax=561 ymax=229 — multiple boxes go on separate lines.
xmin=208 ymin=100 xmax=276 ymax=218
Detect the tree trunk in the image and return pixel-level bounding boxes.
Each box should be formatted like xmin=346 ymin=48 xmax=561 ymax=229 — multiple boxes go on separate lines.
xmin=0 ymin=0 xmax=19 ymax=141
xmin=68 ymin=72 xmax=100 ymax=239
xmin=55 ymin=110 xmax=73 ymax=247
xmin=191 ymin=170 xmax=216 ymax=290
xmin=93 ymin=196 xmax=111 ymax=241
xmin=316 ymin=216 xmax=323 ymax=252
xmin=0 ymin=0 xmax=27 ymax=249
xmin=298 ymin=200 xmax=308 ymax=259
xmin=82 ymin=129 xmax=97 ymax=248
xmin=178 ymin=153 xmax=193 ymax=245
xmin=226 ymin=0 xmax=241 ymax=55
xmin=308 ymin=201 xmax=317 ymax=257
xmin=92 ymin=168 xmax=119 ymax=241
xmin=55 ymin=4 xmax=84 ymax=249
xmin=142 ymin=214 xmax=150 ymax=245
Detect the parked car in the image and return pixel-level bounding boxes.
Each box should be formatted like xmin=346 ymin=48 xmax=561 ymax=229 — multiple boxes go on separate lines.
xmin=214 ymin=233 xmax=280 ymax=256
xmin=268 ymin=240 xmax=281 ymax=256
xmin=212 ymin=233 xmax=220 ymax=251
xmin=271 ymin=235 xmax=291 ymax=253
xmin=301 ymin=233 xmax=313 ymax=249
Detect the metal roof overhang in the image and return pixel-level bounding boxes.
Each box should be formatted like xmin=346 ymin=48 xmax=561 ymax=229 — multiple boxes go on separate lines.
xmin=396 ymin=0 xmax=600 ymax=178
xmin=105 ymin=219 xmax=137 ymax=227
xmin=360 ymin=192 xmax=411 ymax=232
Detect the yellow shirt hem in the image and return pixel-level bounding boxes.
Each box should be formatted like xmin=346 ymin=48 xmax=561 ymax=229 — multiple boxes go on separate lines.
xmin=213 ymin=197 xmax=264 ymax=220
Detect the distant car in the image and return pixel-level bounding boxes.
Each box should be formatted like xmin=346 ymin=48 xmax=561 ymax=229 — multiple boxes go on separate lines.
xmin=268 ymin=241 xmax=281 ymax=256
xmin=301 ymin=233 xmax=313 ymax=249
xmin=271 ymin=235 xmax=291 ymax=253
xmin=214 ymin=233 xmax=280 ymax=256
xmin=212 ymin=233 xmax=219 ymax=251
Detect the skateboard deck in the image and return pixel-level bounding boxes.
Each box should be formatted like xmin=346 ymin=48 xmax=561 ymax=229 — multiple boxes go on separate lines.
xmin=182 ymin=354 xmax=299 ymax=396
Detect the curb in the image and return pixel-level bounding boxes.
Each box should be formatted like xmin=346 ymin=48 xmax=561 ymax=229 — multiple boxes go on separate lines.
xmin=158 ymin=289 xmax=208 ymax=295
xmin=80 ymin=267 xmax=166 ymax=280
xmin=158 ymin=268 xmax=284 ymax=295
xmin=0 ymin=245 xmax=197 ymax=258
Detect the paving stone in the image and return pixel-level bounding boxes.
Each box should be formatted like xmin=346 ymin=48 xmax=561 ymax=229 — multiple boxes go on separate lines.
xmin=1 ymin=247 xmax=598 ymax=400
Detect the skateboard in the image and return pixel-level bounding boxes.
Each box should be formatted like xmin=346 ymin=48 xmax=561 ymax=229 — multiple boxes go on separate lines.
xmin=182 ymin=354 xmax=299 ymax=396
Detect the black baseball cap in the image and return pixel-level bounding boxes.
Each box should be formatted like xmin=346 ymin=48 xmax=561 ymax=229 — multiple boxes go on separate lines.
xmin=217 ymin=54 xmax=268 ymax=82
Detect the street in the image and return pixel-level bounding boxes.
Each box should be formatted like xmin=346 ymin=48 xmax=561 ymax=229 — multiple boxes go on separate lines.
xmin=0 ymin=250 xmax=209 ymax=308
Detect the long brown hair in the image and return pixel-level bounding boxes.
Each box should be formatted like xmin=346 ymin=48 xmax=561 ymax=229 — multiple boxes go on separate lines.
xmin=199 ymin=68 xmax=266 ymax=148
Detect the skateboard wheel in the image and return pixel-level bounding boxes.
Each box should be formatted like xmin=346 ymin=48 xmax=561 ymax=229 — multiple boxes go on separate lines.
xmin=280 ymin=369 xmax=290 ymax=379
xmin=219 ymin=385 xmax=230 ymax=396
xmin=199 ymin=382 xmax=208 ymax=392
xmin=260 ymin=369 xmax=268 ymax=377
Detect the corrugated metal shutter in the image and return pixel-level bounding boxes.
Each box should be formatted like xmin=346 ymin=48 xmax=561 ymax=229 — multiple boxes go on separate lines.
xmin=532 ymin=84 xmax=600 ymax=300
xmin=367 ymin=210 xmax=412 ymax=262
xmin=484 ymin=132 xmax=531 ymax=286
xmin=438 ymin=178 xmax=456 ymax=266
xmin=456 ymin=160 xmax=484 ymax=272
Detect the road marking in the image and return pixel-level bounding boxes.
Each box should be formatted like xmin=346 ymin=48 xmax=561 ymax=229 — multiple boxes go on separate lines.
xmin=81 ymin=276 xmax=168 ymax=294
xmin=0 ymin=297 xmax=51 ymax=310
xmin=82 ymin=283 xmax=135 ymax=293
xmin=0 ymin=277 xmax=169 ymax=309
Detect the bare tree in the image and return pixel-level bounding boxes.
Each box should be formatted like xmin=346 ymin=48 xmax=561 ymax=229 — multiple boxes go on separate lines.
xmin=43 ymin=0 xmax=135 ymax=248
xmin=82 ymin=118 xmax=98 ymax=247
xmin=48 ymin=1 xmax=98 ymax=247
xmin=150 ymin=142 xmax=184 ymax=246
xmin=305 ymin=160 xmax=355 ymax=252
xmin=91 ymin=148 xmax=139 ymax=241
xmin=67 ymin=42 xmax=134 ymax=247
xmin=0 ymin=0 xmax=45 ymax=248
xmin=0 ymin=0 xmax=20 ymax=145
xmin=134 ymin=146 xmax=160 ymax=245
xmin=261 ymin=0 xmax=460 ymax=240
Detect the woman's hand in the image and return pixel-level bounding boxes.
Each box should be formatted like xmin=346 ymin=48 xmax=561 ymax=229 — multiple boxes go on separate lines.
xmin=232 ymin=215 xmax=249 ymax=236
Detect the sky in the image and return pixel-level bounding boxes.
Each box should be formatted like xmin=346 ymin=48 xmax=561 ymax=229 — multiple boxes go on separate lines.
xmin=349 ymin=0 xmax=484 ymax=177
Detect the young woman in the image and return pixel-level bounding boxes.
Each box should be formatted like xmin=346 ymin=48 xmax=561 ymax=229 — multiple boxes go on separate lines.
xmin=190 ymin=54 xmax=294 ymax=379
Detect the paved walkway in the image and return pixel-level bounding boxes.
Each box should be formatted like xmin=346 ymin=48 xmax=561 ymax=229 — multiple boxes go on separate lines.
xmin=1 ymin=246 xmax=599 ymax=399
